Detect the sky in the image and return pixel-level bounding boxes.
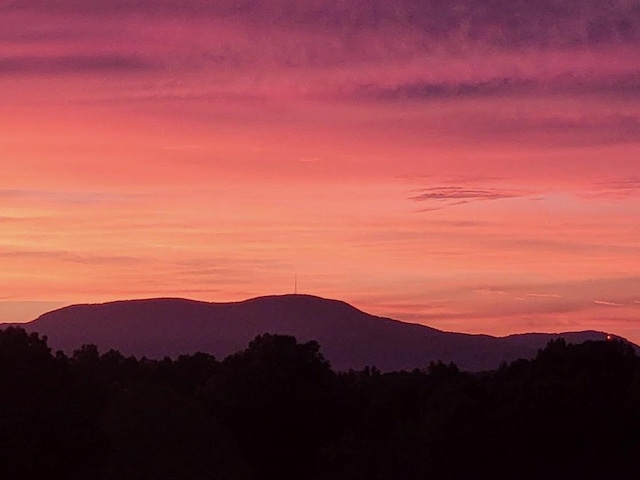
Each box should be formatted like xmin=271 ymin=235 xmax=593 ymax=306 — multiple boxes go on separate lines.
xmin=1 ymin=0 xmax=639 ymax=342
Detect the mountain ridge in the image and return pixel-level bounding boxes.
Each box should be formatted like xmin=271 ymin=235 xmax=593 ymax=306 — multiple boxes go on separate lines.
xmin=2 ymin=294 xmax=630 ymax=371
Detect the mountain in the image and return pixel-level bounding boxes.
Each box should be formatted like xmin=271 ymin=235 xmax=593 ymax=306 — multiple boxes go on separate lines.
xmin=2 ymin=294 xmax=628 ymax=371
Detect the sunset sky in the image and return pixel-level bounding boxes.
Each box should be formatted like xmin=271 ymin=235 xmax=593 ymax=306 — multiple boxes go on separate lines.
xmin=1 ymin=1 xmax=639 ymax=342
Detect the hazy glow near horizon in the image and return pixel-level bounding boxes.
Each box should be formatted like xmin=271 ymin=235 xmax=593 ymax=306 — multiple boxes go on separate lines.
xmin=1 ymin=1 xmax=639 ymax=341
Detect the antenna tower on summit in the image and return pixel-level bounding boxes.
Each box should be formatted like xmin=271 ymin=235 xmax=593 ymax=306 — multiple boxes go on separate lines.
xmin=294 ymin=274 xmax=298 ymax=294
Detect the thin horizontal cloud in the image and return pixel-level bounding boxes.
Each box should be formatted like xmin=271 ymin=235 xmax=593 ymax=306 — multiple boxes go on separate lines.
xmin=587 ymin=179 xmax=640 ymax=199
xmin=418 ymin=112 xmax=640 ymax=148
xmin=485 ymin=237 xmax=640 ymax=256
xmin=352 ymin=73 xmax=640 ymax=101
xmin=525 ymin=293 xmax=563 ymax=299
xmin=0 ymin=27 xmax=90 ymax=44
xmin=593 ymin=300 xmax=624 ymax=307
xmin=594 ymin=300 xmax=625 ymax=307
xmin=397 ymin=291 xmax=639 ymax=333
xmin=410 ymin=186 xmax=527 ymax=209
xmin=356 ymin=77 xmax=537 ymax=100
xmin=0 ymin=189 xmax=145 ymax=205
xmin=452 ymin=277 xmax=640 ymax=310
xmin=0 ymin=249 xmax=144 ymax=266
xmin=0 ymin=54 xmax=155 ymax=76
xmin=475 ymin=288 xmax=508 ymax=296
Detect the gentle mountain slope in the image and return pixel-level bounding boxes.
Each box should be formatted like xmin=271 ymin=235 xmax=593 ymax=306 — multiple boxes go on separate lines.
xmin=3 ymin=294 xmax=626 ymax=371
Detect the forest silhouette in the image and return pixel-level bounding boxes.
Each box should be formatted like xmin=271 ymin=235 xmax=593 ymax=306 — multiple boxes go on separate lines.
xmin=0 ymin=327 xmax=638 ymax=479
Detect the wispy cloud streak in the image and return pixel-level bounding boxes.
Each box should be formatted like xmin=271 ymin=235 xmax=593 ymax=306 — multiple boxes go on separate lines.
xmin=410 ymin=186 xmax=529 ymax=210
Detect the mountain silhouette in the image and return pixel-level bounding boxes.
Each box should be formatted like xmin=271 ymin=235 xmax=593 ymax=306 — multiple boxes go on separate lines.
xmin=3 ymin=294 xmax=629 ymax=371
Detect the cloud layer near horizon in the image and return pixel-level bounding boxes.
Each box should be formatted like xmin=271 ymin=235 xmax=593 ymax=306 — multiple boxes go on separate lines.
xmin=1 ymin=0 xmax=639 ymax=342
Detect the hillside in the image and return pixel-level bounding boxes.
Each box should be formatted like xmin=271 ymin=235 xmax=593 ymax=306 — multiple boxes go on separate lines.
xmin=4 ymin=294 xmax=623 ymax=371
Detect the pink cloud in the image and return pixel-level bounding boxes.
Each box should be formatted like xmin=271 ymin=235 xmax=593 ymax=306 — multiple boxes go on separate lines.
xmin=594 ymin=300 xmax=625 ymax=307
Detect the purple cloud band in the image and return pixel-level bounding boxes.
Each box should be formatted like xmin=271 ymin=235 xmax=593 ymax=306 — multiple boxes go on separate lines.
xmin=0 ymin=54 xmax=154 ymax=76
xmin=5 ymin=0 xmax=640 ymax=48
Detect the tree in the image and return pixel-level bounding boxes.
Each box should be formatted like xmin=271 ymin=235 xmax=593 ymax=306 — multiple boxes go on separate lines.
xmin=211 ymin=334 xmax=338 ymax=479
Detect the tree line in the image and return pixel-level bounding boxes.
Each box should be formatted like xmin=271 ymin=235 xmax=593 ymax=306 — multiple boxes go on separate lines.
xmin=0 ymin=327 xmax=638 ymax=479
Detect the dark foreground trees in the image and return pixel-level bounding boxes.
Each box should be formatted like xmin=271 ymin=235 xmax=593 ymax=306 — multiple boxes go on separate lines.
xmin=0 ymin=328 xmax=638 ymax=479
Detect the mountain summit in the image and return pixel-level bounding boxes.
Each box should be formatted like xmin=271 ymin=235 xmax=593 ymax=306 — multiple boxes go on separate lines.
xmin=5 ymin=294 xmax=624 ymax=371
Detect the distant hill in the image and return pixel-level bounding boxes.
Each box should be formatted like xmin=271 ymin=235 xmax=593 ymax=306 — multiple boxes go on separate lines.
xmin=2 ymin=294 xmax=629 ymax=371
